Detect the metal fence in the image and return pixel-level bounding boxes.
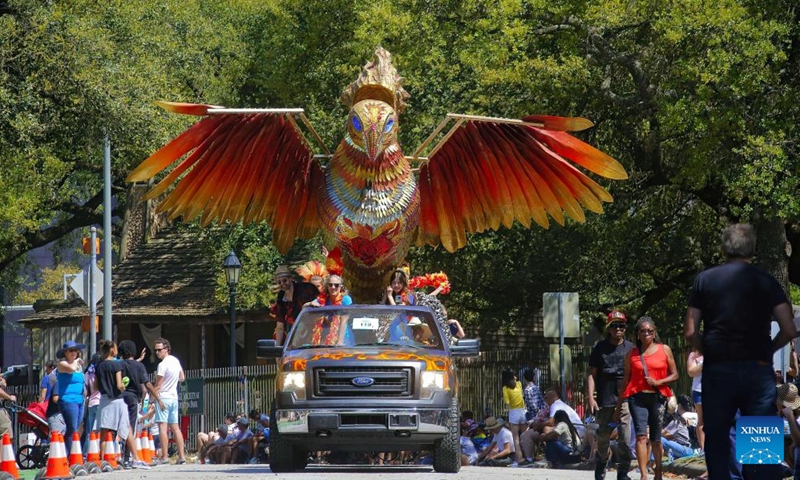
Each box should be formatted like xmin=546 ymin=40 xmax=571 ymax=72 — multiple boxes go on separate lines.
xmin=7 ymin=337 xmax=694 ymax=453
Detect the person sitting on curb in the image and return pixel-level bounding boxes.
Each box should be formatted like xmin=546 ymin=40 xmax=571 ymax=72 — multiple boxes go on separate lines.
xmin=661 ymin=396 xmax=694 ymax=460
xmin=200 ymin=424 xmax=231 ymax=464
xmin=540 ymin=410 xmax=584 ymax=468
xmin=521 ymin=389 xmax=584 ymax=462
xmin=226 ymin=417 xmax=254 ymax=464
xmin=477 ymin=417 xmax=515 ymax=466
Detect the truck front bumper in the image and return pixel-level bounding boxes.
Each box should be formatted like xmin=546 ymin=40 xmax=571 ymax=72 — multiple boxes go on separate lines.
xmin=276 ymin=407 xmax=451 ymax=435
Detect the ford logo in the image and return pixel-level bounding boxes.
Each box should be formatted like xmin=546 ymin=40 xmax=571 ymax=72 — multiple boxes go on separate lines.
xmin=351 ymin=376 xmax=375 ymax=387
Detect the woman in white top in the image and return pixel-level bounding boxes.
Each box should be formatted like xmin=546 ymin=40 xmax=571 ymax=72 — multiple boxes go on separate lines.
xmin=687 ymin=349 xmax=704 ymax=451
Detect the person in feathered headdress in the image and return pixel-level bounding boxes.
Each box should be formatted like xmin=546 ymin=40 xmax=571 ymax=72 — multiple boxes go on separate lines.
xmin=296 ymin=260 xmax=328 ymax=293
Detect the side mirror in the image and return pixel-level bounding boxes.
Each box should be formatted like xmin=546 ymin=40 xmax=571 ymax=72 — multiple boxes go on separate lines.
xmin=450 ymin=338 xmax=480 ymax=357
xmin=256 ymin=339 xmax=284 ymax=358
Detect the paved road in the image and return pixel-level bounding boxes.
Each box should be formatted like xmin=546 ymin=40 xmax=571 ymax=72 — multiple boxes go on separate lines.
xmin=90 ymin=464 xmax=630 ymax=479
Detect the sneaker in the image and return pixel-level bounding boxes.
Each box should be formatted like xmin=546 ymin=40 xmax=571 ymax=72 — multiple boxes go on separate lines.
xmin=531 ymin=460 xmax=551 ymax=468
xmin=509 ymin=462 xmax=519 ymax=468
xmin=156 ymin=458 xmax=170 ymax=465
xmin=595 ymin=461 xmax=606 ymax=480
xmin=122 ymin=461 xmax=133 ymax=470
xmin=132 ymin=460 xmax=152 ymax=470
xmin=176 ymin=458 xmax=186 ymax=465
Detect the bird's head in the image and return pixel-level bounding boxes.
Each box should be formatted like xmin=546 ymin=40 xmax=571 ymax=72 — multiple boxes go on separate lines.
xmin=347 ymin=100 xmax=397 ymax=162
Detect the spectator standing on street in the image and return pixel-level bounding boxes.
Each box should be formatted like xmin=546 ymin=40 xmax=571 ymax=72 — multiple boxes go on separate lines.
xmin=686 ymin=348 xmax=704 ymax=451
xmin=119 ymin=340 xmax=162 ymax=469
xmin=684 ymin=223 xmax=797 ymax=480
xmin=615 ymin=317 xmax=678 ymax=480
xmin=95 ymin=341 xmax=139 ymax=467
xmin=45 ymin=354 xmax=66 ymax=436
xmin=0 ymin=375 xmax=16 ymax=439
xmin=522 ymin=368 xmax=546 ymax=423
xmin=39 ymin=360 xmax=57 ymax=402
xmin=501 ymin=369 xmax=526 ymax=466
xmin=153 ymin=337 xmax=186 ymax=464
xmin=588 ymin=310 xmax=634 ymax=480
xmin=56 ymin=340 xmax=86 ymax=455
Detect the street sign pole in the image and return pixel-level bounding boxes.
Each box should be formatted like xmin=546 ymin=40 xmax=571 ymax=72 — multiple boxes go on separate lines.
xmin=558 ymin=293 xmax=566 ymax=400
xmin=89 ymin=226 xmax=97 ymax=358
xmin=103 ymin=136 xmax=112 ymax=341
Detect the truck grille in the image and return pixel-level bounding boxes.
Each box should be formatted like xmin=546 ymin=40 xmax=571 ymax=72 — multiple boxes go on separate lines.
xmin=314 ymin=367 xmax=412 ymax=397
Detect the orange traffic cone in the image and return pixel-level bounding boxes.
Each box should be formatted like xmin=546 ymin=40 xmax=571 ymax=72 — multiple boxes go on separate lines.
xmin=139 ymin=432 xmax=152 ymax=464
xmin=85 ymin=432 xmax=101 ymax=467
xmin=67 ymin=433 xmax=83 ymax=467
xmin=148 ymin=432 xmax=157 ymax=465
xmin=42 ymin=431 xmax=73 ymax=479
xmin=0 ymin=433 xmax=19 ymax=479
xmin=101 ymin=432 xmax=119 ymax=470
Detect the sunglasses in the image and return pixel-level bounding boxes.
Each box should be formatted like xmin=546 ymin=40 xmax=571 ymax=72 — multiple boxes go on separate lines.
xmin=328 ymin=283 xmax=341 ymax=288
xmin=609 ymin=323 xmax=626 ymax=330
xmin=67 ymin=348 xmax=80 ymax=353
xmin=154 ymin=348 xmax=165 ymax=352
xmin=639 ymin=329 xmax=655 ymax=335
xmin=277 ymin=278 xmax=292 ymax=284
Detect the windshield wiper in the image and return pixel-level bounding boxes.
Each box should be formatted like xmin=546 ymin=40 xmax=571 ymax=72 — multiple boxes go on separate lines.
xmin=292 ymin=345 xmax=334 ymax=350
xmin=355 ymin=342 xmax=423 ymax=348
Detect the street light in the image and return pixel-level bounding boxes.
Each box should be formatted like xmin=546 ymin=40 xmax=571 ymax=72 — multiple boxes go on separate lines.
xmin=223 ymin=250 xmax=242 ymax=368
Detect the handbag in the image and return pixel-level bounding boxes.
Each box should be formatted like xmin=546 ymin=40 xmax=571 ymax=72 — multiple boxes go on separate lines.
xmin=639 ymin=345 xmax=678 ymax=413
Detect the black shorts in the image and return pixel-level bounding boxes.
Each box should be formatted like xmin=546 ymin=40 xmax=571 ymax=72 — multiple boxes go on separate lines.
xmin=122 ymin=393 xmax=139 ymax=436
xmin=628 ymin=392 xmax=664 ymax=442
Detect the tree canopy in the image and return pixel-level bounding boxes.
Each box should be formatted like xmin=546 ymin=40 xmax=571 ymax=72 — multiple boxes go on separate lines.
xmin=2 ymin=0 xmax=798 ymax=337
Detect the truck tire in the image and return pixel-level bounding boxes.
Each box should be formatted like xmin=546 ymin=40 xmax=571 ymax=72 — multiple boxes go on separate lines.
xmin=269 ymin=406 xmax=295 ymax=473
xmin=292 ymin=448 xmax=309 ymax=471
xmin=433 ymin=397 xmax=461 ymax=473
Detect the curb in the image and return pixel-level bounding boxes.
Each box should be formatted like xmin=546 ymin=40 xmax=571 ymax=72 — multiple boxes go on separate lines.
xmin=663 ymin=458 xmax=707 ymax=478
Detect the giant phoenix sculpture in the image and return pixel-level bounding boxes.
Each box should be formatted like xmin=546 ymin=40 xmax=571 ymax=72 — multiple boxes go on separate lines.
xmin=128 ymin=48 xmax=627 ymax=302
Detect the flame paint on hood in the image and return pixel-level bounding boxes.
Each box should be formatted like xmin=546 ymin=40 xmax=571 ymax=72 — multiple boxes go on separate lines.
xmin=281 ymin=347 xmax=450 ymax=372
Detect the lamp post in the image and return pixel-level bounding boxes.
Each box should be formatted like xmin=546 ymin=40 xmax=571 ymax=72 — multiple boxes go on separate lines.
xmin=223 ymin=251 xmax=242 ymax=368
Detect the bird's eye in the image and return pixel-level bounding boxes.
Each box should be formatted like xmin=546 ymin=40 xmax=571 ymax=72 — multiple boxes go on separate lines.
xmin=352 ymin=116 xmax=362 ymax=133
xmin=384 ymin=118 xmax=394 ymax=133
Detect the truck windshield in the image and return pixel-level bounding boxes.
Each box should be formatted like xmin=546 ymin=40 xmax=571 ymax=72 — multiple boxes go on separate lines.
xmin=286 ymin=307 xmax=444 ymax=351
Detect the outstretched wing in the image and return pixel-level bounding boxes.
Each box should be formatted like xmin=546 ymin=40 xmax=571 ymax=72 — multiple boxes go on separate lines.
xmin=127 ymin=102 xmax=325 ymax=253
xmin=413 ymin=114 xmax=627 ymax=252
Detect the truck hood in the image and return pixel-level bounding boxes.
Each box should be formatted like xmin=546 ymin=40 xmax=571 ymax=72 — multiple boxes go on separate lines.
xmin=281 ymin=347 xmax=451 ymax=371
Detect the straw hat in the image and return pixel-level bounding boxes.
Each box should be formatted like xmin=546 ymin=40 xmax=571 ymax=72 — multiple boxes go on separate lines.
xmin=484 ymin=416 xmax=505 ymax=430
xmin=778 ymin=383 xmax=800 ymax=410
xmin=274 ymin=265 xmax=292 ymax=278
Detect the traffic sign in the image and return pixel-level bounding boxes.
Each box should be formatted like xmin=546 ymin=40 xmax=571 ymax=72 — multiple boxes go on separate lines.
xmin=70 ymin=265 xmax=104 ymax=306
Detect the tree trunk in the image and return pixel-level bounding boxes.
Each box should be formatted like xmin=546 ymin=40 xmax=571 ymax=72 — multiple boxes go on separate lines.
xmin=756 ymin=218 xmax=791 ymax=297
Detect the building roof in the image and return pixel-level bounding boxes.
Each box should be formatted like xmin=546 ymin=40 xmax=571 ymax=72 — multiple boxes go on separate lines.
xmin=21 ymin=227 xmax=220 ymax=327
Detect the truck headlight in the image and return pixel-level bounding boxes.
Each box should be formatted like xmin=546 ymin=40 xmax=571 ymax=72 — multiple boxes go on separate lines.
xmin=280 ymin=372 xmax=306 ymax=400
xmin=421 ymin=371 xmax=448 ymax=397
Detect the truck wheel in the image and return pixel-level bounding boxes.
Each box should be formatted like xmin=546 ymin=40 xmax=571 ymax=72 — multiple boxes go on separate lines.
xmin=269 ymin=407 xmax=295 ymax=473
xmin=292 ymin=448 xmax=309 ymax=471
xmin=433 ymin=397 xmax=461 ymax=473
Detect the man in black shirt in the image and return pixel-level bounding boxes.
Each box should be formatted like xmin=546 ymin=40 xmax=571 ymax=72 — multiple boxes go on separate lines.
xmin=119 ymin=340 xmax=162 ymax=469
xmin=685 ymin=223 xmax=796 ymax=480
xmin=588 ymin=310 xmax=634 ymax=480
